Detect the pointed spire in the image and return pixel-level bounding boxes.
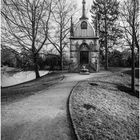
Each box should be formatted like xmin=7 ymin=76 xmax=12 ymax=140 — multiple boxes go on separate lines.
xmin=82 ymin=0 xmax=86 ymax=18
xmin=80 ymin=0 xmax=88 ymax=20
xmin=71 ymin=16 xmax=73 ymax=25
xmin=70 ymin=16 xmax=74 ymax=36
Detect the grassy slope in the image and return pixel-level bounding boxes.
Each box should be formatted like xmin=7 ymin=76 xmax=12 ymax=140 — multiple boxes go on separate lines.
xmin=1 ymin=72 xmax=64 ymax=104
xmin=71 ymin=72 xmax=139 ymax=140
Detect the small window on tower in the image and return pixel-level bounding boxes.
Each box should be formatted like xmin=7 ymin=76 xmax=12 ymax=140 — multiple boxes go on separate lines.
xmin=81 ymin=21 xmax=87 ymax=29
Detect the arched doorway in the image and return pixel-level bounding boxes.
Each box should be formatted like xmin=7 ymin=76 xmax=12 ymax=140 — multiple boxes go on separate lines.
xmin=80 ymin=51 xmax=89 ymax=64
xmin=79 ymin=43 xmax=89 ymax=65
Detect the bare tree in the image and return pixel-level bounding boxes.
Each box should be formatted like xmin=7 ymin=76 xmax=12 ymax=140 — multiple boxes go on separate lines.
xmin=120 ymin=0 xmax=139 ymax=53
xmin=1 ymin=0 xmax=56 ymax=78
xmin=48 ymin=0 xmax=77 ymax=70
xmin=120 ymin=0 xmax=139 ymax=92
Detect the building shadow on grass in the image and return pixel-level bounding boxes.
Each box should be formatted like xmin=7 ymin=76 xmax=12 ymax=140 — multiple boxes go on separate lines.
xmin=89 ymin=80 xmax=139 ymax=98
xmin=117 ymin=84 xmax=139 ymax=98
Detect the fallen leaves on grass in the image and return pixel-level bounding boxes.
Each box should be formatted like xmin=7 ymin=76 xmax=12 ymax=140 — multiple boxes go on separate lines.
xmin=70 ymin=73 xmax=139 ymax=140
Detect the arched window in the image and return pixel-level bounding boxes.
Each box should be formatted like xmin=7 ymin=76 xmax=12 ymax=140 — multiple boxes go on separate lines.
xmin=81 ymin=21 xmax=87 ymax=29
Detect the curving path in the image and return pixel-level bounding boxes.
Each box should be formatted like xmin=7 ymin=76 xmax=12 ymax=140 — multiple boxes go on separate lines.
xmin=1 ymin=72 xmax=109 ymax=140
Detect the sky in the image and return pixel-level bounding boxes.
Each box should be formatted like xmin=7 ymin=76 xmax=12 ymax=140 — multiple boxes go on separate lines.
xmin=76 ymin=0 xmax=93 ymax=20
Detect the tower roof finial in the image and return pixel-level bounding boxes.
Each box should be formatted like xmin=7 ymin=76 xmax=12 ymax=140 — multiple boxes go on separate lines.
xmin=70 ymin=16 xmax=74 ymax=36
xmin=80 ymin=0 xmax=88 ymax=20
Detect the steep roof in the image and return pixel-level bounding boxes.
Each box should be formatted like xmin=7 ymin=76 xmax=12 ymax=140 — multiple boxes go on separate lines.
xmin=71 ymin=0 xmax=95 ymax=38
xmin=74 ymin=20 xmax=95 ymax=38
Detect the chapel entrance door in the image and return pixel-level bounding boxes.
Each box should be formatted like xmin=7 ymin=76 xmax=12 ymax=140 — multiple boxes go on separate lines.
xmin=80 ymin=51 xmax=89 ymax=64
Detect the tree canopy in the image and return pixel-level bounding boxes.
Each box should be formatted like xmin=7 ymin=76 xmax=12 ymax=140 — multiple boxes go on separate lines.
xmin=90 ymin=0 xmax=122 ymax=69
xmin=1 ymin=0 xmax=56 ymax=78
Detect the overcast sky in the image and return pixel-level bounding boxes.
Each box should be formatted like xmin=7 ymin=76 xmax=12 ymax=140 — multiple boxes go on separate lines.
xmin=76 ymin=0 xmax=93 ymax=20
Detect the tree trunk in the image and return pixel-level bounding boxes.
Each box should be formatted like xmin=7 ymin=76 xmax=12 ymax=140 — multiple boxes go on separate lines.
xmin=104 ymin=9 xmax=108 ymax=70
xmin=60 ymin=52 xmax=63 ymax=70
xmin=131 ymin=47 xmax=135 ymax=92
xmin=105 ymin=35 xmax=108 ymax=70
xmin=34 ymin=55 xmax=40 ymax=79
xmin=131 ymin=31 xmax=135 ymax=92
xmin=134 ymin=33 xmax=139 ymax=53
xmin=60 ymin=23 xmax=63 ymax=71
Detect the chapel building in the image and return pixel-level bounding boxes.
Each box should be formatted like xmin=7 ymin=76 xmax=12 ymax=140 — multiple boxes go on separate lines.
xmin=69 ymin=0 xmax=99 ymax=72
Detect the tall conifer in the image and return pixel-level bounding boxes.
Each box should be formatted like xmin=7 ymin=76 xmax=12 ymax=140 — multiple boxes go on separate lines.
xmin=90 ymin=0 xmax=121 ymax=69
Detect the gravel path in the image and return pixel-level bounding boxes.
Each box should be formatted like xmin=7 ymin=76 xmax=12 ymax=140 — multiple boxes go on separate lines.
xmin=1 ymin=72 xmax=108 ymax=140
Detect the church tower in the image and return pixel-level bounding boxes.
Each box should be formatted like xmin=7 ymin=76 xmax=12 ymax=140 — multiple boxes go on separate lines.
xmin=70 ymin=0 xmax=99 ymax=72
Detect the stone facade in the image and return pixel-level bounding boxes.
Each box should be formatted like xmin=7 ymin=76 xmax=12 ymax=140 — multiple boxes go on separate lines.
xmin=69 ymin=0 xmax=99 ymax=72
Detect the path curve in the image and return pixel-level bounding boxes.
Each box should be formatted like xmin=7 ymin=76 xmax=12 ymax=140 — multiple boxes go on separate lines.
xmin=1 ymin=72 xmax=109 ymax=140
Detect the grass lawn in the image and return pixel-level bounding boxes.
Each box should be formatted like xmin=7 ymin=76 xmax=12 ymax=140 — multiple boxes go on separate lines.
xmin=70 ymin=71 xmax=139 ymax=140
xmin=1 ymin=72 xmax=64 ymax=104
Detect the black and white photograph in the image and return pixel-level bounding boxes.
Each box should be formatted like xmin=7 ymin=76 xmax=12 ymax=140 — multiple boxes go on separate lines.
xmin=1 ymin=0 xmax=139 ymax=139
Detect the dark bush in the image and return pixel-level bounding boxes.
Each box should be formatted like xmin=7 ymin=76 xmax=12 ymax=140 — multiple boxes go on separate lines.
xmin=43 ymin=54 xmax=60 ymax=70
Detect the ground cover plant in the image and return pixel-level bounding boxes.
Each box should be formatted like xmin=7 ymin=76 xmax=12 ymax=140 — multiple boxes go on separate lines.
xmin=70 ymin=72 xmax=139 ymax=140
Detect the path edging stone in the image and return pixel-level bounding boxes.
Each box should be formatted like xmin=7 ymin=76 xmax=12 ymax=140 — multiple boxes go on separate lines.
xmin=68 ymin=81 xmax=81 ymax=140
